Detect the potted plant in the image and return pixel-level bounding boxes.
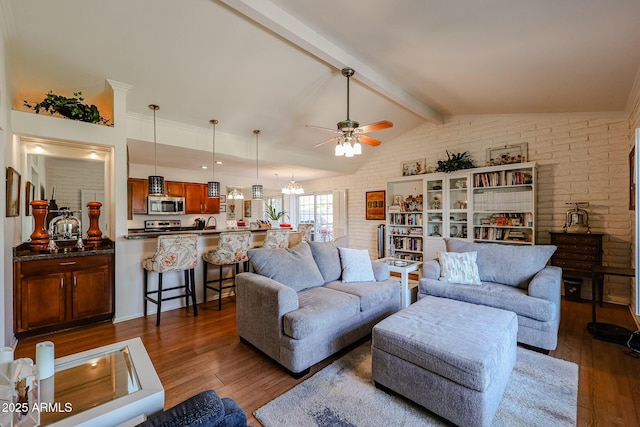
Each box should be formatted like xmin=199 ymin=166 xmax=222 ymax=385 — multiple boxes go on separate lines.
xmin=23 ymin=91 xmax=111 ymax=125
xmin=265 ymin=202 xmax=290 ymax=227
xmin=435 ymin=151 xmax=476 ymax=173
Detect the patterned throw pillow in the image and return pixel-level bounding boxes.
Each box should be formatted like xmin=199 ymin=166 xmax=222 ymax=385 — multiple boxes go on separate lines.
xmin=338 ymin=248 xmax=376 ymax=283
xmin=438 ymin=251 xmax=481 ymax=285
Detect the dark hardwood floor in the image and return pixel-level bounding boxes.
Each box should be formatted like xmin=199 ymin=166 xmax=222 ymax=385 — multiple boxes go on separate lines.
xmin=14 ymin=297 xmax=640 ymax=426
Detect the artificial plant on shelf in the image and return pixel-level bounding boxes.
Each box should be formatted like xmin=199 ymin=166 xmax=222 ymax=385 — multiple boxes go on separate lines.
xmin=23 ymin=91 xmax=111 ymax=125
xmin=435 ymin=151 xmax=476 ymax=173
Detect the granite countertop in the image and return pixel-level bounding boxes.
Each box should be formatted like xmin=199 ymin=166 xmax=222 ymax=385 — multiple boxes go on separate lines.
xmin=13 ymin=238 xmax=115 ymax=261
xmin=124 ymin=227 xmax=282 ymax=239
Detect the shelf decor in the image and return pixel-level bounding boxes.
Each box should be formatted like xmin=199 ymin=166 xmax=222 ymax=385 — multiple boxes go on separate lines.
xmin=401 ymin=159 xmax=427 ymax=176
xmin=366 ymin=190 xmax=385 ymax=220
xmin=435 ymin=151 xmax=475 ymax=173
xmin=486 ymin=143 xmax=527 ymax=166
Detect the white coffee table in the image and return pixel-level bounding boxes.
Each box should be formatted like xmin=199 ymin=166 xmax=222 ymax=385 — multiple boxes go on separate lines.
xmin=381 ymin=258 xmax=422 ymax=308
xmin=41 ymin=337 xmax=164 ymax=427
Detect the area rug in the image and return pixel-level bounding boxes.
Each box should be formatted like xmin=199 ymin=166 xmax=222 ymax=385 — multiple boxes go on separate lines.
xmin=254 ymin=343 xmax=578 ymax=427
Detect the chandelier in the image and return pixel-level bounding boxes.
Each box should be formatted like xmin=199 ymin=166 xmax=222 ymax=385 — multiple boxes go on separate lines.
xmin=227 ymin=188 xmax=244 ymax=200
xmin=282 ymin=173 xmax=304 ymax=195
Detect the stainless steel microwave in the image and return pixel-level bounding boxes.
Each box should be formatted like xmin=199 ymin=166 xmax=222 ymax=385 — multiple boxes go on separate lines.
xmin=148 ymin=196 xmax=185 ymax=215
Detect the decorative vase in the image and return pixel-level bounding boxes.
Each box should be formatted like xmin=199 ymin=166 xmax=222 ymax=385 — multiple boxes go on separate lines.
xmin=30 ymin=200 xmax=49 ymax=251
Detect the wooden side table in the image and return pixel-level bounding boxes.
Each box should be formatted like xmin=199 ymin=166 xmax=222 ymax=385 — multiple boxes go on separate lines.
xmin=549 ymin=232 xmax=603 ymax=302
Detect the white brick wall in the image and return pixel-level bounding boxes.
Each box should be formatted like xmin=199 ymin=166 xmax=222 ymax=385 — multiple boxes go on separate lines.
xmin=45 ymin=158 xmax=104 ymax=211
xmin=304 ymin=113 xmax=633 ymax=304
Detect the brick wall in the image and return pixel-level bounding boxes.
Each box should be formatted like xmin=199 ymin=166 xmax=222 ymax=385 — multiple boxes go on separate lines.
xmin=304 ymin=113 xmax=633 ymax=304
xmin=45 ymin=158 xmax=104 ymax=211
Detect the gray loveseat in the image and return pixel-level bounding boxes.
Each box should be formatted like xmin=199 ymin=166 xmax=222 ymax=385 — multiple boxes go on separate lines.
xmin=236 ymin=239 xmax=401 ymax=376
xmin=419 ymin=239 xmax=561 ymax=351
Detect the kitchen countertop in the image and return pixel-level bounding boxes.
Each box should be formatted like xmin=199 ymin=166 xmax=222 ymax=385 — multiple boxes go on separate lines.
xmin=13 ymin=238 xmax=115 ymax=261
xmin=124 ymin=227 xmax=292 ymax=239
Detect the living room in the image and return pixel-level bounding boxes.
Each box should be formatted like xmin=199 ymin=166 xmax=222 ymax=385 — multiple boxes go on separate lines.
xmin=2 ymin=1 xmax=640 ymax=426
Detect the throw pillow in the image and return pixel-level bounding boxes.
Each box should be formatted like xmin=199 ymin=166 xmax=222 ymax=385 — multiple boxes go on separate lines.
xmin=445 ymin=239 xmax=556 ymax=288
xmin=338 ymin=247 xmax=376 ymax=283
xmin=308 ymin=241 xmax=342 ymax=283
xmin=438 ymin=251 xmax=481 ymax=285
xmin=248 ymin=242 xmax=325 ymax=292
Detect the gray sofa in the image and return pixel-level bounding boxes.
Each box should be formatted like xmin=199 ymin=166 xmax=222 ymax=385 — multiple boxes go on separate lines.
xmin=419 ymin=239 xmax=561 ymax=351
xmin=236 ymin=239 xmax=401 ymax=376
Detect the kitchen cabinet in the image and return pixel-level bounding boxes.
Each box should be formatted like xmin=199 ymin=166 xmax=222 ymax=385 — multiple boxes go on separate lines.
xmin=185 ymin=183 xmax=220 ymax=214
xmin=166 ymin=181 xmax=185 ymax=197
xmin=13 ymin=246 xmax=115 ymax=338
xmin=128 ymin=178 xmax=148 ymax=215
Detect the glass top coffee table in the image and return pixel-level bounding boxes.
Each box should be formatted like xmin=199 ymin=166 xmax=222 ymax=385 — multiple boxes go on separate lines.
xmin=41 ymin=337 xmax=163 ymax=427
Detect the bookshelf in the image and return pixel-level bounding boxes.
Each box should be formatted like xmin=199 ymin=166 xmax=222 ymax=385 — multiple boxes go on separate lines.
xmin=386 ymin=162 xmax=536 ymax=261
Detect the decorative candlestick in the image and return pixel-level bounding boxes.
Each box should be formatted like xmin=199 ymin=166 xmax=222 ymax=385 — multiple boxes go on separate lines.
xmin=86 ymin=201 xmax=103 ymax=247
xmin=30 ymin=200 xmax=49 ymax=251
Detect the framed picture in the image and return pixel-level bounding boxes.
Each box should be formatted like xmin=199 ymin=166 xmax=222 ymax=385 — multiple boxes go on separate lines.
xmin=25 ymin=181 xmax=35 ymax=216
xmin=243 ymin=200 xmax=251 ymax=218
xmin=6 ymin=166 xmax=21 ymax=217
xmin=220 ymin=195 xmax=226 ymax=203
xmin=630 ymin=146 xmax=635 ymax=210
xmin=486 ymin=143 xmax=528 ymax=166
xmin=401 ymin=158 xmax=427 ymax=176
xmin=220 ymin=204 xmax=227 ymax=213
xmin=366 ymin=190 xmax=385 ymax=220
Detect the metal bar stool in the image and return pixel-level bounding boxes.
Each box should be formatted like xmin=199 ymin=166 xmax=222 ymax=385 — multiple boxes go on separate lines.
xmin=262 ymin=229 xmax=290 ymax=249
xmin=143 ymin=234 xmax=198 ymax=326
xmin=202 ymin=231 xmax=251 ymax=310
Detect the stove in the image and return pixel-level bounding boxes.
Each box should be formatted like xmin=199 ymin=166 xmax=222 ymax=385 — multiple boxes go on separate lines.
xmin=144 ymin=219 xmax=182 ymax=232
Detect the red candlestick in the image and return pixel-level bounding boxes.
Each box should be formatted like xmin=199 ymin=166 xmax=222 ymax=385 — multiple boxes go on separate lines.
xmin=30 ymin=200 xmax=50 ymax=251
xmin=86 ymin=201 xmax=103 ymax=247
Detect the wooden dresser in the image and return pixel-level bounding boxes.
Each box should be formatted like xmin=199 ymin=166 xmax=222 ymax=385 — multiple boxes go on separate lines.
xmin=549 ymin=232 xmax=603 ymax=277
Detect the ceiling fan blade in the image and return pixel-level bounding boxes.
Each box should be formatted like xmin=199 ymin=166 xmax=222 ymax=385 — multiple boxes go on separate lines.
xmin=359 ymin=135 xmax=382 ymax=146
xmin=314 ymin=135 xmax=339 ymax=148
xmin=306 ymin=124 xmax=339 ymax=133
xmin=358 ymin=120 xmax=393 ymax=133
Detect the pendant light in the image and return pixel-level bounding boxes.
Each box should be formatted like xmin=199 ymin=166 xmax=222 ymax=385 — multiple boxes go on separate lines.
xmin=252 ymin=130 xmax=263 ymax=199
xmin=282 ymin=172 xmax=304 ymax=195
xmin=147 ymin=104 xmax=165 ymax=195
xmin=207 ymin=119 xmax=220 ymax=198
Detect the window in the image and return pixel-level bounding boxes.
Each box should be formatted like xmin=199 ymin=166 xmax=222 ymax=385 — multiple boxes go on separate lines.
xmin=265 ymin=195 xmax=285 ymax=222
xmin=297 ymin=193 xmax=333 ymax=241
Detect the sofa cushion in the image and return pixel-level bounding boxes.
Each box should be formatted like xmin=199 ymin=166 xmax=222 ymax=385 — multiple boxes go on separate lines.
xmin=438 ymin=251 xmax=481 ymax=285
xmin=420 ymin=278 xmax=556 ymax=322
xmin=339 ymin=248 xmax=376 ymax=282
xmin=248 ymin=242 xmax=324 ymax=292
xmin=308 ymin=240 xmax=347 ymax=283
xmin=445 ymin=239 xmax=556 ymax=288
xmin=324 ymin=280 xmax=399 ymax=312
xmin=283 ymin=287 xmax=360 ymax=340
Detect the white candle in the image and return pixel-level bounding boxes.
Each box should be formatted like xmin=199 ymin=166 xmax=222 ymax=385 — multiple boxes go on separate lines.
xmin=35 ymin=341 xmax=55 ymax=380
xmin=0 ymin=346 xmax=13 ymax=377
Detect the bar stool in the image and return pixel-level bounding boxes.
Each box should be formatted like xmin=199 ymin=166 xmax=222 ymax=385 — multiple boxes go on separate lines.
xmin=262 ymin=229 xmax=290 ymax=249
xmin=142 ymin=234 xmax=198 ymax=326
xmin=202 ymin=231 xmax=251 ymax=310
xmin=297 ymin=224 xmax=312 ymax=242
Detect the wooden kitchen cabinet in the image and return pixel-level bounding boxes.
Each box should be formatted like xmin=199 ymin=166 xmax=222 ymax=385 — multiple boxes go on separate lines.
xmin=185 ymin=183 xmax=220 ymax=214
xmin=166 ymin=181 xmax=185 ymax=197
xmin=13 ymin=248 xmax=115 ymax=338
xmin=128 ymin=178 xmax=148 ymax=215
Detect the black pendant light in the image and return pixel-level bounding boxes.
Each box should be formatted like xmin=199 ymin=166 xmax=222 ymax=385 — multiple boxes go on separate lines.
xmin=207 ymin=119 xmax=220 ymax=198
xmin=147 ymin=104 xmax=165 ymax=195
xmin=252 ymin=129 xmax=263 ymax=200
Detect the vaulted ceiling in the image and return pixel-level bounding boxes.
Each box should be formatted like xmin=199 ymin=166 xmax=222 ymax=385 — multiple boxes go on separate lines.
xmin=5 ymin=0 xmax=640 ymax=181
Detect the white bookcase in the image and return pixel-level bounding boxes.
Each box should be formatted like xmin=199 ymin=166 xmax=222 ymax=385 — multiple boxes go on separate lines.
xmin=386 ymin=162 xmax=536 ymax=261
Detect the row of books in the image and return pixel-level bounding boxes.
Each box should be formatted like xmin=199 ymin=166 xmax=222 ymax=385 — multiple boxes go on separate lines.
xmin=391 ymin=236 xmax=423 ymax=252
xmin=473 ymin=191 xmax=533 ymax=212
xmin=474 ymin=171 xmax=532 ymax=188
xmin=473 ymin=227 xmax=530 ymax=242
xmin=389 ymin=213 xmax=423 ymax=226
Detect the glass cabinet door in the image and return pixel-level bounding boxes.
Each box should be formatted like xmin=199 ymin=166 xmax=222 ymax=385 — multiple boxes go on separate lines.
xmin=447 ymin=176 xmax=469 ymax=239
xmin=425 ymin=178 xmax=443 ymax=238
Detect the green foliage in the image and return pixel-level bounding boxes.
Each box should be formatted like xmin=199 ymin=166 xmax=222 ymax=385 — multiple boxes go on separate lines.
xmin=24 ymin=91 xmax=110 ymax=125
xmin=265 ymin=201 xmax=286 ymax=222
xmin=435 ymin=151 xmax=476 ymax=173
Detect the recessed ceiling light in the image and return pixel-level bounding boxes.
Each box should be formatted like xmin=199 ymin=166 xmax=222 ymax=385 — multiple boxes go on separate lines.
xmin=201 ymin=165 xmax=208 ymax=169
xmin=215 ymin=161 xmax=223 ymax=165
xmin=34 ymin=145 xmax=44 ymax=153
xmin=89 ymin=151 xmax=98 ymax=159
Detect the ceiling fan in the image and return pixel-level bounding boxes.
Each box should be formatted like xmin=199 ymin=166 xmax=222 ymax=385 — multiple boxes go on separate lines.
xmin=307 ymin=67 xmax=393 ymax=157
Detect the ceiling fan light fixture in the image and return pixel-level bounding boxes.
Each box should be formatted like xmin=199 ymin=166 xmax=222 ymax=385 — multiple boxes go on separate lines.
xmin=335 ymin=141 xmax=344 ymax=156
xmin=353 ymin=140 xmax=362 ymax=155
xmin=207 ymin=119 xmax=220 ymax=198
xmin=147 ymin=104 xmax=165 ymax=195
xmin=344 ymin=142 xmax=355 ymax=157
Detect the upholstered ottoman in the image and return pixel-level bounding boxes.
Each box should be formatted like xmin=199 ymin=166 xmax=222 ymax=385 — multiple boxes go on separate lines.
xmin=372 ymin=296 xmax=517 ymax=427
